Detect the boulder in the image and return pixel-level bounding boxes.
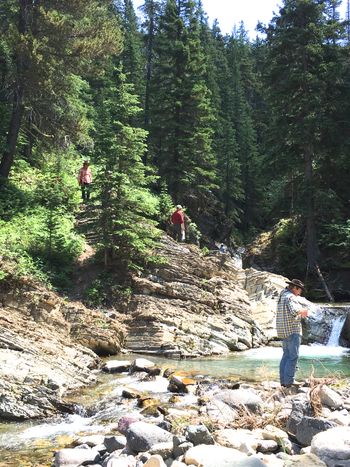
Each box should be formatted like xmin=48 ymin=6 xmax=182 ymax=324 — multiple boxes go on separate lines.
xmin=102 ymin=360 xmax=131 ymax=373
xmin=117 ymin=414 xmax=143 ymax=435
xmin=206 ymin=399 xmax=237 ymax=424
xmin=214 ymin=389 xmax=263 ymax=414
xmin=54 ymin=448 xmax=100 ymax=467
xmin=215 ymin=428 xmax=259 ymax=455
xmin=126 ymin=422 xmax=174 ymax=452
xmin=102 ymin=454 xmax=137 ymax=467
xmin=184 ymin=444 xmax=265 ymax=467
xmin=279 ymin=453 xmax=326 ymax=466
xmin=319 ymin=385 xmax=343 ymax=410
xmin=185 ymin=425 xmax=215 ymax=446
xmin=311 ymin=426 xmax=350 ymax=466
xmin=104 ymin=435 xmax=127 ymax=453
xmin=286 ymin=396 xmax=314 ymax=436
xmin=295 ymin=416 xmax=336 ymax=447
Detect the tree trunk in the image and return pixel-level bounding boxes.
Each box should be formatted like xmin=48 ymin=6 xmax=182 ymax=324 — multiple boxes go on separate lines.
xmin=0 ymin=0 xmax=31 ymax=182
xmin=315 ymin=263 xmax=334 ymax=302
xmin=304 ymin=144 xmax=334 ymax=300
xmin=0 ymin=88 xmax=24 ymax=180
xmin=304 ymin=144 xmax=319 ymax=268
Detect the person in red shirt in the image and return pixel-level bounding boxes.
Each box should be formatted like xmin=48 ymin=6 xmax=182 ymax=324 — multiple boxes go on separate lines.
xmin=171 ymin=204 xmax=185 ymax=242
xmin=77 ymin=160 xmax=92 ymax=202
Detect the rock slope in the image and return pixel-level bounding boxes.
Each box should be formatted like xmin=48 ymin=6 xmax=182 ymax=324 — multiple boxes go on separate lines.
xmin=123 ymin=237 xmax=285 ymax=357
xmin=0 ymin=260 xmax=125 ymax=420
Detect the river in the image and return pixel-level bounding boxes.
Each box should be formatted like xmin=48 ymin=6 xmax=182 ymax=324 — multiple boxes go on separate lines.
xmin=0 ymin=345 xmax=349 ymax=466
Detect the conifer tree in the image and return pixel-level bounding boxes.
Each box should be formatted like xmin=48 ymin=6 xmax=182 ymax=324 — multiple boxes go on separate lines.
xmin=206 ymin=22 xmax=244 ymax=233
xmin=150 ymin=0 xmax=217 ymax=224
xmin=226 ymin=27 xmax=261 ymax=233
xmin=263 ymin=0 xmax=343 ymax=297
xmin=139 ymin=0 xmax=162 ymax=136
xmin=115 ymin=0 xmax=145 ymax=101
xmin=92 ymin=64 xmax=160 ymax=273
xmin=0 ymin=0 xmax=122 ymax=182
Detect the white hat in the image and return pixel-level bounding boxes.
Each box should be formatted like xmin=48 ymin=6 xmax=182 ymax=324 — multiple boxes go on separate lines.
xmin=176 ymin=204 xmax=182 ymax=209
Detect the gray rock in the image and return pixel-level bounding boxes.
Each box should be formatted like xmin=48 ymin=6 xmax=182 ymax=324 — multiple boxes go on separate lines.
xmin=282 ymin=453 xmax=327 ymax=466
xmin=54 ymin=448 xmax=100 ymax=467
xmin=173 ymin=435 xmax=187 ymax=447
xmin=158 ymin=420 xmax=172 ymax=432
xmin=149 ymin=441 xmax=174 ymax=458
xmin=311 ymin=426 xmax=350 ymax=466
xmin=118 ymin=414 xmax=144 ymax=434
xmin=185 ymin=424 xmax=215 ymax=446
xmin=286 ymin=396 xmax=313 ymax=436
xmin=206 ymin=399 xmax=238 ymax=424
xmin=319 ymin=385 xmax=343 ymax=410
xmin=131 ymin=358 xmax=156 ymax=372
xmin=214 ymin=389 xmax=263 ymax=414
xmin=126 ymin=421 xmax=174 ymax=452
xmin=257 ymin=439 xmax=279 ymax=453
xmin=104 ymin=435 xmax=127 ymax=452
xmin=295 ymin=416 xmax=336 ymax=446
xmin=215 ymin=428 xmax=259 ymax=454
xmin=184 ymin=444 xmax=265 ymax=467
xmin=103 ymin=453 xmax=137 ymax=467
xmin=102 ymin=360 xmax=132 ymax=373
xmin=173 ymin=441 xmax=193 ymax=458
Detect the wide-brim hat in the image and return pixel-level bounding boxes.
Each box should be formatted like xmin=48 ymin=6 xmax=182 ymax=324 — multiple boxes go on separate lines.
xmin=286 ymin=278 xmax=305 ymax=289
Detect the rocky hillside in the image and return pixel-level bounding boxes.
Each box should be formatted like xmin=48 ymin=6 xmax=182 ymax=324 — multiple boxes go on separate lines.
xmin=122 ymin=236 xmax=285 ymax=357
xmin=0 ymin=259 xmax=125 ymax=420
xmin=0 ymin=237 xmax=287 ymax=420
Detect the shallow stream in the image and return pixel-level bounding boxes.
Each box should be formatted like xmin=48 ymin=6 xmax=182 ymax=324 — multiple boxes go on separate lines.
xmin=1 ymin=345 xmax=349 ymax=466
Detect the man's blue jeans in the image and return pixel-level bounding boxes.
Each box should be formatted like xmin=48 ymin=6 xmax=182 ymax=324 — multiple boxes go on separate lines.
xmin=280 ymin=333 xmax=301 ymax=386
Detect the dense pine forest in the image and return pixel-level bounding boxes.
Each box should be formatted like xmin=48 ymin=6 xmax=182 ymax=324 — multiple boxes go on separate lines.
xmin=1 ymin=0 xmax=350 ymax=300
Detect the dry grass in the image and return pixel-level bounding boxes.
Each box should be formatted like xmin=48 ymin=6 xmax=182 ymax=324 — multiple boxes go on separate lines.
xmin=229 ymin=401 xmax=286 ymax=430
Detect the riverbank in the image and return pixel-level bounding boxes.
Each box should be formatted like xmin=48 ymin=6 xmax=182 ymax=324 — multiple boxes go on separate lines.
xmin=2 ymin=356 xmax=350 ymax=466
xmin=53 ymin=358 xmax=350 ymax=466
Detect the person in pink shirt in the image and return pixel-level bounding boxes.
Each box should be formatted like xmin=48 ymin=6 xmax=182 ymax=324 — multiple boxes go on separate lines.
xmin=77 ymin=160 xmax=92 ymax=202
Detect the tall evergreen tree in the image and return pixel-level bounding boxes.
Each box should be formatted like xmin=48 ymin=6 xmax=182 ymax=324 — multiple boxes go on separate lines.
xmin=206 ymin=22 xmax=244 ymax=235
xmin=140 ymin=0 xmax=162 ymax=137
xmin=264 ymin=0 xmax=343 ymax=296
xmin=150 ymin=0 xmax=217 ymax=224
xmin=92 ymin=64 xmax=159 ymax=272
xmin=115 ymin=0 xmax=145 ymax=101
xmin=226 ymin=26 xmax=261 ymax=233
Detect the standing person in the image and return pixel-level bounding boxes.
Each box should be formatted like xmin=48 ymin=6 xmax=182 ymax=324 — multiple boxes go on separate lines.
xmin=276 ymin=279 xmax=309 ymax=388
xmin=171 ymin=204 xmax=185 ymax=242
xmin=78 ymin=160 xmax=92 ymax=203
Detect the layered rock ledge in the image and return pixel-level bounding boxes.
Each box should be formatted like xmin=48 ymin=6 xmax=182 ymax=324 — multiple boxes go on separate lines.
xmin=123 ymin=237 xmax=285 ymax=357
xmin=0 ymin=261 xmax=125 ymax=420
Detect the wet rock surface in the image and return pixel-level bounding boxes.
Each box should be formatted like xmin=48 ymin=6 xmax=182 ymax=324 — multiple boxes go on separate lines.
xmin=51 ymin=361 xmax=350 ymax=467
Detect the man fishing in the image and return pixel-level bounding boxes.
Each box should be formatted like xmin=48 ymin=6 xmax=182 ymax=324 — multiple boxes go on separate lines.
xmin=276 ymin=279 xmax=309 ymax=388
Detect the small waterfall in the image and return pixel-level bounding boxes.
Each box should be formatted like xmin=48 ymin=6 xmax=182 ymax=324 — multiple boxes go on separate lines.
xmin=327 ymin=316 xmax=346 ymax=346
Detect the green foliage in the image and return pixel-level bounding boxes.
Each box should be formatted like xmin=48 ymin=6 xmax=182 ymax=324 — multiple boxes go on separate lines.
xmin=272 ymin=218 xmax=306 ymax=277
xmin=320 ymin=220 xmax=350 ymax=251
xmin=150 ymin=0 xmax=218 ymax=224
xmin=84 ymin=274 xmax=133 ymax=307
xmin=0 ymin=156 xmax=84 ymax=288
xmin=158 ymin=184 xmax=174 ymax=226
xmin=93 ymin=64 xmax=161 ymax=274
